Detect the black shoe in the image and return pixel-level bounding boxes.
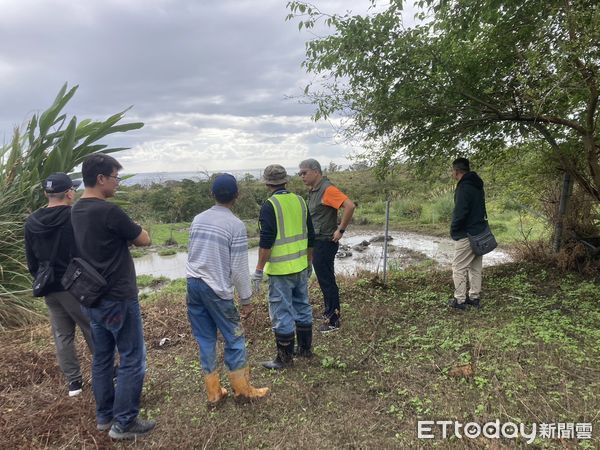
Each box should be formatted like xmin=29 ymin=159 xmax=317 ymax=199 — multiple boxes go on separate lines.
xmin=319 ymin=321 xmax=340 ymax=333
xmin=108 ymin=418 xmax=156 ymax=440
xmin=68 ymin=380 xmax=83 ymax=397
xmin=465 ymin=297 xmax=481 ymax=308
xmin=262 ymin=333 xmax=294 ymax=370
xmin=448 ymin=298 xmax=467 ymax=310
xmin=295 ymin=324 xmax=313 ymax=358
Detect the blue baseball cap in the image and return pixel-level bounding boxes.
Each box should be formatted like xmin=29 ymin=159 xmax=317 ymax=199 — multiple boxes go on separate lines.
xmin=211 ymin=173 xmax=238 ymax=203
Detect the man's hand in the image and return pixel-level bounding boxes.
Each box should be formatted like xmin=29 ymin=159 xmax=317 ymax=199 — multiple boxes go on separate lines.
xmin=240 ymin=303 xmax=254 ymax=319
xmin=332 ymin=229 xmax=344 ymax=242
xmin=307 ymin=264 xmax=313 ymax=279
xmin=251 ymin=269 xmax=264 ymax=292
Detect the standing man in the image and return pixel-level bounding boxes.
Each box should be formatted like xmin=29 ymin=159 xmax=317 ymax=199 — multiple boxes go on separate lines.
xmin=449 ymin=157 xmax=488 ymax=310
xmin=186 ymin=173 xmax=269 ymax=403
xmin=253 ymin=165 xmax=315 ymax=370
xmin=71 ymin=153 xmax=155 ymax=440
xmin=25 ymin=173 xmax=93 ymax=397
xmin=298 ymin=158 xmax=355 ymax=333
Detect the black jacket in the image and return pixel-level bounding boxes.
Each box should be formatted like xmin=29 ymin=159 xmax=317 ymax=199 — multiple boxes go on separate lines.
xmin=25 ymin=205 xmax=77 ymax=293
xmin=450 ymin=171 xmax=488 ymax=240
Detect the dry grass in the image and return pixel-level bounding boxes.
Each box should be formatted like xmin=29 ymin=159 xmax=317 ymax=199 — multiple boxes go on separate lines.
xmin=1 ymin=263 xmax=598 ymax=449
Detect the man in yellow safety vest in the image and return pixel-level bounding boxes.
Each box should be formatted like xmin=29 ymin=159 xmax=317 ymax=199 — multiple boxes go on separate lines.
xmin=252 ymin=165 xmax=315 ymax=369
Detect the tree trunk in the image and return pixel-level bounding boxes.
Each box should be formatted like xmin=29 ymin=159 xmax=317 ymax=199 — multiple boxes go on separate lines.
xmin=553 ymin=172 xmax=572 ymax=252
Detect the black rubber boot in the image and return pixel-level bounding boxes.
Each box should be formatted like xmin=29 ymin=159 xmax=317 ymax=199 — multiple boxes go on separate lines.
xmin=295 ymin=323 xmax=313 ymax=358
xmin=262 ymin=332 xmax=295 ymax=370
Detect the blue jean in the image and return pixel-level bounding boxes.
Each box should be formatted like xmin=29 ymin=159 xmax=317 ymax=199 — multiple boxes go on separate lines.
xmin=268 ymin=269 xmax=313 ymax=335
xmin=85 ymin=298 xmax=146 ymax=429
xmin=313 ymin=239 xmax=340 ymax=321
xmin=187 ymin=277 xmax=247 ymax=374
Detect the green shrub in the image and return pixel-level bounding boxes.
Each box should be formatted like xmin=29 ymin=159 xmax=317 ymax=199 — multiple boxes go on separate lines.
xmin=393 ymin=198 xmax=422 ymax=219
xmin=420 ymin=194 xmax=454 ymax=224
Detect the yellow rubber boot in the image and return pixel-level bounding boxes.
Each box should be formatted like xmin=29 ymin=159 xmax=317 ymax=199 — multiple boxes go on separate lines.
xmin=204 ymin=371 xmax=228 ymax=405
xmin=228 ymin=366 xmax=270 ymax=401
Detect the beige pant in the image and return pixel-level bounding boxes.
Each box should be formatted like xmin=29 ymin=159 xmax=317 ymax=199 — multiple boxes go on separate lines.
xmin=452 ymin=238 xmax=482 ymax=303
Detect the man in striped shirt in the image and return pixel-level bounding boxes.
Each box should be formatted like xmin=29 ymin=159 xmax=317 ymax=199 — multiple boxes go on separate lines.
xmin=186 ymin=173 xmax=269 ymax=404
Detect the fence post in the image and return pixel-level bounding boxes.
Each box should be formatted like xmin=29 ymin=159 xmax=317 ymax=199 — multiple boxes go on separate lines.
xmin=383 ymin=200 xmax=390 ymax=285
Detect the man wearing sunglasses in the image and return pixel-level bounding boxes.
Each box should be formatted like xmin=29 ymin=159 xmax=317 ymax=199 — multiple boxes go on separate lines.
xmin=298 ymin=158 xmax=355 ymax=333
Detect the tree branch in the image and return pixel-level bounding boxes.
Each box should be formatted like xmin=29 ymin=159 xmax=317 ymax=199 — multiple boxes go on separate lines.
xmin=564 ymin=0 xmax=599 ymax=133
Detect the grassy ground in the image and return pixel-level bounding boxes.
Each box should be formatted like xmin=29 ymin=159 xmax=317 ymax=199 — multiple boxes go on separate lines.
xmin=0 ymin=263 xmax=598 ymax=449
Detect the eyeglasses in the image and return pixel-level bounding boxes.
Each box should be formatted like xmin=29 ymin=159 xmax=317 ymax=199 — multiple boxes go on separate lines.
xmin=106 ymin=174 xmax=122 ymax=182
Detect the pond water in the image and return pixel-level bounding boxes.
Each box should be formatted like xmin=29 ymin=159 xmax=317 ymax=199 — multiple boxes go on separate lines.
xmin=134 ymin=231 xmax=512 ymax=279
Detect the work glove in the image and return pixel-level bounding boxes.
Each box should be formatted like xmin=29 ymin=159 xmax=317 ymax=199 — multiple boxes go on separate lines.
xmin=251 ymin=269 xmax=264 ymax=293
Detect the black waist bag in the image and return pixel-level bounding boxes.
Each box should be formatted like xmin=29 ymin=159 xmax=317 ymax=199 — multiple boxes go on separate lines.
xmin=32 ymin=261 xmax=55 ymax=297
xmin=61 ymin=257 xmax=107 ymax=307
xmin=468 ymin=225 xmax=498 ymax=256
xmin=32 ymin=226 xmax=63 ymax=297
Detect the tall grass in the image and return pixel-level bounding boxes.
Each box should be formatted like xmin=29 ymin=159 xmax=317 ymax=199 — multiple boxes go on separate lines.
xmin=0 ymin=83 xmax=143 ymax=330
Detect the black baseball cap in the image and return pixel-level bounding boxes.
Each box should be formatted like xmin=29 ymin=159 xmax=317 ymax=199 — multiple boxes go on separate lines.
xmin=42 ymin=172 xmax=82 ymax=193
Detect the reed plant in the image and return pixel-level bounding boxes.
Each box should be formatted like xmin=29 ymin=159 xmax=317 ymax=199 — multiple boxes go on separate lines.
xmin=0 ymin=83 xmax=143 ymax=330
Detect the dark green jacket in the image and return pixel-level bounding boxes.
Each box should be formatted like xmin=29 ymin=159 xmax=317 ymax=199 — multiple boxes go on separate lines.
xmin=450 ymin=171 xmax=488 ymax=240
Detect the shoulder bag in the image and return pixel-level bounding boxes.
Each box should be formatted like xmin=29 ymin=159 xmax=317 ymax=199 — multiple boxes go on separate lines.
xmin=61 ymin=257 xmax=108 ymax=307
xmin=467 ymin=224 xmax=498 ymax=256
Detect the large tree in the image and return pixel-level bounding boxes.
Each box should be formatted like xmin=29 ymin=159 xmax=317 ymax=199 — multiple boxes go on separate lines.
xmin=288 ymin=0 xmax=600 ymax=203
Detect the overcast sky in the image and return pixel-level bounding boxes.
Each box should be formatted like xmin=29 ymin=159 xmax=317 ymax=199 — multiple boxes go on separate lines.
xmin=0 ymin=0 xmax=412 ymax=174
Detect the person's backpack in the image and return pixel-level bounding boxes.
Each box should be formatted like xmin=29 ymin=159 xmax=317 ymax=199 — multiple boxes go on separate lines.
xmin=61 ymin=257 xmax=107 ymax=307
xmin=32 ymin=228 xmax=63 ymax=297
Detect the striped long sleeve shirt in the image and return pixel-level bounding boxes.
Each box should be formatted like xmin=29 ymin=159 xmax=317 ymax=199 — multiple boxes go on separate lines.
xmin=186 ymin=205 xmax=252 ymax=304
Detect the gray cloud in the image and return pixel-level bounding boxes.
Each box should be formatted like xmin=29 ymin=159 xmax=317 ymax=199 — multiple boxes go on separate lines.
xmin=0 ymin=0 xmax=414 ymax=170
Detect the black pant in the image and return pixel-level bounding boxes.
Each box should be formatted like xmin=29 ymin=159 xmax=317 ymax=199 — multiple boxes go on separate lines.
xmin=313 ymin=239 xmax=340 ymax=323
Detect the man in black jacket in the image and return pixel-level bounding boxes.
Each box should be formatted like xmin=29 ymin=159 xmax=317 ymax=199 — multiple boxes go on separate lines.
xmin=449 ymin=158 xmax=488 ymax=310
xmin=25 ymin=172 xmax=93 ymax=396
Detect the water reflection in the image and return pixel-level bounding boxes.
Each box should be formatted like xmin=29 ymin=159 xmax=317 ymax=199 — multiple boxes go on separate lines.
xmin=134 ymin=231 xmax=512 ymax=279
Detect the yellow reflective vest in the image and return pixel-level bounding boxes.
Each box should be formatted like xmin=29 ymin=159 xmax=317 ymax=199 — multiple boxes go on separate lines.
xmin=264 ymin=193 xmax=309 ymax=276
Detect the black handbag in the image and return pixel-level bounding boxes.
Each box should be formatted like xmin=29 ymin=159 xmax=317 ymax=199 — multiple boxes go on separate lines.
xmin=32 ymin=228 xmax=63 ymax=297
xmin=468 ymin=224 xmax=498 ymax=256
xmin=61 ymin=257 xmax=108 ymax=307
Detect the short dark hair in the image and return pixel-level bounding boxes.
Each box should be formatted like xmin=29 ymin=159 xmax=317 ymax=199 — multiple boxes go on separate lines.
xmin=46 ymin=192 xmax=67 ymax=200
xmin=452 ymin=157 xmax=470 ymax=173
xmin=82 ymin=153 xmax=123 ymax=187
